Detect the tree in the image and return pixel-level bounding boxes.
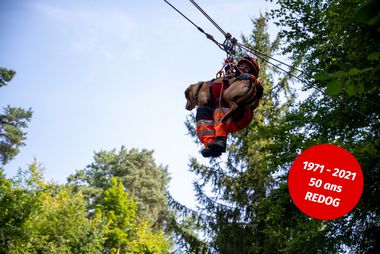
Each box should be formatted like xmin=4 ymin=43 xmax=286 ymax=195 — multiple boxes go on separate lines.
xmin=169 ymin=14 xmax=320 ymax=253
xmin=171 ymin=1 xmax=379 ymax=252
xmin=0 ymin=67 xmax=16 ymax=88
xmin=95 ymin=177 xmax=137 ymax=254
xmin=0 ymin=67 xmax=172 ymax=252
xmin=0 ymin=67 xmax=33 ymax=165
xmin=95 ymin=177 xmax=171 ymax=254
xmin=0 ymin=169 xmax=37 ymax=254
xmin=172 ymin=1 xmax=379 ymax=252
xmin=126 ymin=221 xmax=170 ymax=254
xmin=69 ymin=147 xmax=171 ymax=228
xmin=1 ymin=161 xmax=171 ymax=254
xmin=268 ymin=0 xmax=380 ymax=252
xmin=1 ymin=161 xmax=106 ymax=254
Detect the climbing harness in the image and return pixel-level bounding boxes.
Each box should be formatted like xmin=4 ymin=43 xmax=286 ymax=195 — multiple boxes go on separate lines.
xmin=216 ymin=58 xmax=236 ymax=78
xmin=163 ymin=0 xmax=377 ymax=119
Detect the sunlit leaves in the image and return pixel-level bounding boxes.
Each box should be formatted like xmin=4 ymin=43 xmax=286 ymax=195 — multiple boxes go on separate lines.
xmin=68 ymin=147 xmax=171 ymax=227
xmin=1 ymin=165 xmax=171 ymax=254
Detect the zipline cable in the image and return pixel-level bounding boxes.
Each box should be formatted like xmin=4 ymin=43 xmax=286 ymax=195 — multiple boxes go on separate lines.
xmin=163 ymin=0 xmax=205 ymax=35
xmin=236 ymin=42 xmax=305 ymax=75
xmin=186 ymin=1 xmax=380 ymax=113
xmin=187 ymin=0 xmax=307 ymax=76
xmin=236 ymin=42 xmax=370 ymax=118
xmin=164 ymin=0 xmax=375 ymax=118
xmin=198 ymin=1 xmax=379 ymax=116
xmin=189 ymin=0 xmax=227 ymax=36
xmin=163 ymin=0 xmax=232 ymax=52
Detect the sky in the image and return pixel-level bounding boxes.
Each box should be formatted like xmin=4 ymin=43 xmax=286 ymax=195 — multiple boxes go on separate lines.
xmin=0 ymin=0 xmax=278 ymax=208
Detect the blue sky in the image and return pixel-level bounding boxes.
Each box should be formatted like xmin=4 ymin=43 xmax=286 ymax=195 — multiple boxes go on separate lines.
xmin=1 ymin=0 xmax=277 ymax=208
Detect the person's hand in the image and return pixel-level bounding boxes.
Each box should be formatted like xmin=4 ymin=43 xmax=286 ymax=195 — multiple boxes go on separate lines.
xmin=237 ymin=73 xmax=253 ymax=80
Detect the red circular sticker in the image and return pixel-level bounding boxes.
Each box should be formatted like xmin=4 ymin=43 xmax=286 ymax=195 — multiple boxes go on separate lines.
xmin=288 ymin=144 xmax=364 ymax=220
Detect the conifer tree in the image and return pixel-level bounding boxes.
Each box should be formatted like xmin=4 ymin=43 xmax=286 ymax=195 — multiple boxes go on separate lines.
xmin=0 ymin=67 xmax=32 ymax=165
xmin=169 ymin=15 xmax=320 ymax=253
xmin=69 ymin=147 xmax=171 ymax=229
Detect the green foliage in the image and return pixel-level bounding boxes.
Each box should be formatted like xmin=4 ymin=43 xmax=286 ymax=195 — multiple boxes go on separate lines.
xmin=0 ymin=169 xmax=38 ymax=254
xmin=0 ymin=67 xmax=16 ymax=88
xmin=1 ymin=68 xmax=172 ymax=252
xmin=1 ymin=162 xmax=106 ymax=254
xmin=69 ymin=147 xmax=171 ymax=228
xmin=173 ymin=2 xmax=380 ymax=252
xmin=95 ymin=177 xmax=171 ymax=254
xmin=271 ymin=0 xmax=380 ymax=98
xmin=170 ymin=14 xmax=318 ymax=253
xmin=269 ymin=0 xmax=380 ymax=252
xmin=0 ymin=106 xmax=33 ymax=165
xmin=1 ymin=162 xmax=171 ymax=254
xmin=126 ymin=221 xmax=171 ymax=254
xmin=0 ymin=67 xmax=33 ymax=165
xmin=96 ymin=177 xmax=137 ymax=253
xmin=23 ymin=188 xmax=104 ymax=253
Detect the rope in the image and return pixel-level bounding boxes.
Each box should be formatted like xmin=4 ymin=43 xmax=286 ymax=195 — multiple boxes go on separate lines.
xmin=218 ymin=79 xmax=224 ymax=112
xmin=236 ymin=42 xmax=305 ymax=76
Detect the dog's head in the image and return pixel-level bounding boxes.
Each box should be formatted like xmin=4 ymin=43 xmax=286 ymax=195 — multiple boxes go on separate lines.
xmin=185 ymin=82 xmax=202 ymax=111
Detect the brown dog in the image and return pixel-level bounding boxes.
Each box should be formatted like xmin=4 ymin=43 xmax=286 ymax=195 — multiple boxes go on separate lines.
xmin=185 ymin=77 xmax=260 ymax=121
xmin=221 ymin=77 xmax=258 ymax=121
xmin=184 ymin=81 xmax=211 ymax=110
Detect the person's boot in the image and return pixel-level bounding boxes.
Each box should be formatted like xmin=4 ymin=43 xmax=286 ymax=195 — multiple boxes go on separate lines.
xmin=201 ymin=147 xmax=222 ymax=158
xmin=207 ymin=136 xmax=226 ymax=153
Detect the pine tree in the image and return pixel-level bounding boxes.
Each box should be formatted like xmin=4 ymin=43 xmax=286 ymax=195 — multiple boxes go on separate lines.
xmin=169 ymin=15 xmax=321 ymax=253
xmin=0 ymin=67 xmax=32 ymax=165
xmin=68 ymin=147 xmax=171 ymax=229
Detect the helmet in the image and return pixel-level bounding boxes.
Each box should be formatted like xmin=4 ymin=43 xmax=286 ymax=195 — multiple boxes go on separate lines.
xmin=237 ymin=56 xmax=259 ymax=76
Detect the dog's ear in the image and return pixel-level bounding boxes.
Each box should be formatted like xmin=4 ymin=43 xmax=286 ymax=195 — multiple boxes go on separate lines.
xmin=185 ymin=84 xmax=196 ymax=111
xmin=184 ymin=86 xmax=191 ymax=99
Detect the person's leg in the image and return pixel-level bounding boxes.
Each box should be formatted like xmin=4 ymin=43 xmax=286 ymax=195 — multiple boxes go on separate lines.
xmin=208 ymin=103 xmax=229 ymax=153
xmin=196 ymin=78 xmax=228 ymax=157
xmin=195 ymin=102 xmax=216 ymax=146
xmin=196 ymin=103 xmax=223 ymax=157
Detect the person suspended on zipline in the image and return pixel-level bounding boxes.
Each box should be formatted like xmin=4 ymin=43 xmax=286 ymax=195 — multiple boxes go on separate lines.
xmin=188 ymin=56 xmax=263 ymax=158
xmin=163 ymin=0 xmax=264 ymax=157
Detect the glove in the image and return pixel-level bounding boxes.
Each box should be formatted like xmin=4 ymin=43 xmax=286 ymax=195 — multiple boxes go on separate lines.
xmin=237 ymin=73 xmax=253 ymax=80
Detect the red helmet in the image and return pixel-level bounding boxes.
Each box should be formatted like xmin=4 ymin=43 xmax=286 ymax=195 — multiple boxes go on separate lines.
xmin=237 ymin=56 xmax=259 ymax=76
